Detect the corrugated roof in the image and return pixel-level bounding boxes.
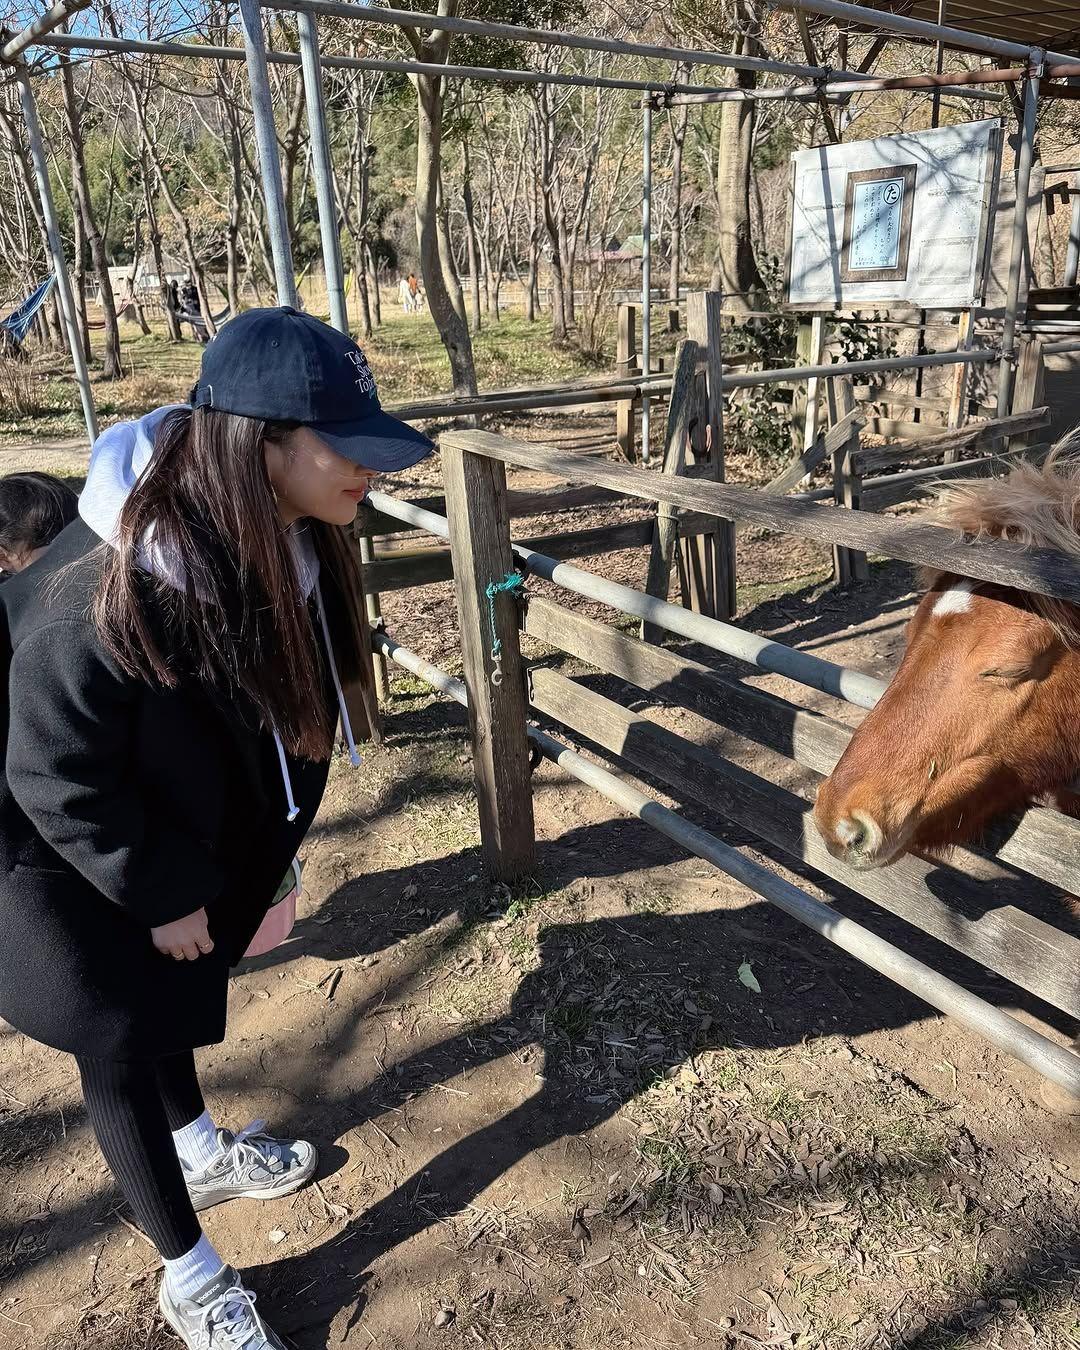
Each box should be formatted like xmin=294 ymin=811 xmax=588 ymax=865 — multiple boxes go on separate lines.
xmin=860 ymin=2 xmax=1080 ymax=57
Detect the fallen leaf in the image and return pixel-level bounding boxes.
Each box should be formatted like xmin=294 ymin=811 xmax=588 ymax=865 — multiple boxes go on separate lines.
xmin=738 ymin=961 xmax=761 ymax=994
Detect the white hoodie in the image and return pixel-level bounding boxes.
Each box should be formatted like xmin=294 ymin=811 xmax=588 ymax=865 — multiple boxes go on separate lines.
xmin=79 ymin=406 xmax=361 ymax=821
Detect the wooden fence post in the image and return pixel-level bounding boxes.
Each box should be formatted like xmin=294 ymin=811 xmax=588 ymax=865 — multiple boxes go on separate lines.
xmin=643 ymin=339 xmax=700 ymax=643
xmin=792 ymin=314 xmax=827 ymax=458
xmin=945 ymin=308 xmax=974 ymax=460
xmin=355 ymin=531 xmax=388 ymax=701
xmin=616 ymin=302 xmax=638 ymax=463
xmin=827 ymin=376 xmax=868 ymax=584
xmin=686 ymin=290 xmax=735 ymax=619
xmin=1011 ymin=335 xmax=1046 ymax=450
xmin=442 ymin=440 xmax=536 ymax=880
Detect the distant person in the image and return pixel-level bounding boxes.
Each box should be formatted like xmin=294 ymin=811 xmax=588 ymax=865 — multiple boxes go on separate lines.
xmin=0 ymin=471 xmax=78 ymax=578
xmin=166 ymin=279 xmax=180 ymax=315
xmin=407 ymin=272 xmax=421 ymax=312
xmin=181 ymin=277 xmax=209 ymax=344
xmin=398 ymin=273 xmax=413 ymax=313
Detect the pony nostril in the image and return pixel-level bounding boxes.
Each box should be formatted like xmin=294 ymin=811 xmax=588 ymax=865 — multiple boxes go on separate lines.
xmin=834 ymin=817 xmax=866 ymax=850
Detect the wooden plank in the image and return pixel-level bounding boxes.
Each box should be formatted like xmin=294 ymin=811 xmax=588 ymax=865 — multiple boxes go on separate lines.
xmin=643 ymin=340 xmax=700 ymax=642
xmin=1011 ymin=336 xmax=1046 ymax=452
xmin=946 ymin=307 xmax=974 ymax=449
xmin=855 ymin=383 xmax=955 ymax=414
xmin=854 ymin=406 xmax=1051 ymax=475
xmin=616 ymin=303 xmax=637 ymax=463
xmin=759 ymin=406 xmax=863 ymax=502
xmin=363 ymin=518 xmax=666 ymax=592
xmin=685 ymin=290 xmax=735 ymax=620
xmin=529 ymin=667 xmax=1080 ymax=1020
xmin=827 ymin=378 xmax=866 ymax=584
xmin=440 ymin=428 xmax=1080 ymax=605
xmin=442 ymin=442 xmax=535 ymax=879
xmin=355 ymin=481 xmax=632 ymax=537
xmin=523 ymin=594 xmax=1080 ymax=899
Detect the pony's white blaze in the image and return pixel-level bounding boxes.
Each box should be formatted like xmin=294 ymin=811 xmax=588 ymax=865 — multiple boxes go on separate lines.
xmin=932 ymin=580 xmax=976 ymax=617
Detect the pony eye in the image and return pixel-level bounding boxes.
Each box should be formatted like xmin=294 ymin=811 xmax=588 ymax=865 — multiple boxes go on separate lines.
xmin=979 ymin=665 xmax=1029 ymax=682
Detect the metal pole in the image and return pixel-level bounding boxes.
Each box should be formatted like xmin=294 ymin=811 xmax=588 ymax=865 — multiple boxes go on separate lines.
xmin=14 ymin=63 xmax=97 ymax=443
xmin=930 ymin=0 xmax=947 ymax=129
xmin=366 ymin=490 xmax=887 ymax=709
xmin=265 ymin=0 xmax=840 ymax=81
xmin=641 ymin=98 xmax=652 ymax=467
xmin=238 ymin=0 xmax=298 ymax=307
xmin=27 ymin=32 xmax=762 ymax=99
xmin=295 ymin=10 xmax=348 ymax=332
xmin=782 ymin=0 xmax=1074 ymax=65
xmin=668 ymin=71 xmax=1012 ymax=104
xmin=0 ymin=0 xmax=90 ymax=62
xmin=373 ymin=632 xmax=1080 ymax=1100
xmin=997 ymin=51 xmax=1043 ymax=417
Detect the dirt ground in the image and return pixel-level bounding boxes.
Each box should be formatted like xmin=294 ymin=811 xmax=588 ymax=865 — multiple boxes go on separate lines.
xmin=1 ymin=429 xmax=1078 ymax=1350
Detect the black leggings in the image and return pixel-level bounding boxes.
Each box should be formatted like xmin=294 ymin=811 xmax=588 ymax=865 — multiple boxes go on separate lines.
xmin=76 ymin=1051 xmax=205 ymax=1259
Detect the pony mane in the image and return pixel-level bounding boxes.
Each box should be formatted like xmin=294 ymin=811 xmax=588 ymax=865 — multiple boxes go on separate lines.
xmin=926 ymin=432 xmax=1080 ymax=646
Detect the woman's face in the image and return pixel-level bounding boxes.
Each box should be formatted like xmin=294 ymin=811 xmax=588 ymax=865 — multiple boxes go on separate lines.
xmin=264 ymin=427 xmax=378 ymax=528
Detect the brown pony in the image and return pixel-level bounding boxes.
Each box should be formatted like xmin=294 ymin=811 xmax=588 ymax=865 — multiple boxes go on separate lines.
xmin=814 ymin=449 xmax=1080 ymax=870
xmin=812 ymin=450 xmax=1080 ymax=1108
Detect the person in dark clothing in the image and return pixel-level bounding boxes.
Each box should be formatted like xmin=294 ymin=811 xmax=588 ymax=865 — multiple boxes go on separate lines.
xmin=181 ymin=276 xmax=209 ymax=344
xmin=0 ymin=308 xmax=433 ymax=1349
xmin=0 ymin=470 xmax=78 ymax=576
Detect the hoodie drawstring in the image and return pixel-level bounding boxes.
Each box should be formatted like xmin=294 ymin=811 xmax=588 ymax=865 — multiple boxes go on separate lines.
xmin=271 ymin=577 xmax=363 ymax=823
xmin=314 ymin=577 xmax=363 ymax=769
xmin=273 ymin=731 xmax=301 ymax=824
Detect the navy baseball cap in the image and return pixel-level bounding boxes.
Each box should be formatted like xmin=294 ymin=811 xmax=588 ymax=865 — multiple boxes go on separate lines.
xmin=190 ymin=306 xmax=433 ymax=472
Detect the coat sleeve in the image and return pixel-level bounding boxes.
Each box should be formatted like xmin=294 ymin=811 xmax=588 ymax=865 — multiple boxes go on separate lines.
xmin=6 ymin=619 xmax=224 ymax=927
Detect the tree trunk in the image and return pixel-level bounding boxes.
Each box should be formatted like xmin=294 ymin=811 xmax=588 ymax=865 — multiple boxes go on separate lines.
xmin=716 ymin=65 xmax=763 ymax=314
xmin=353 ymin=237 xmax=373 ymax=338
xmin=461 ymin=143 xmax=483 ymax=332
xmin=72 ymin=207 xmax=91 ymax=361
xmin=58 ymin=44 xmax=122 ymax=378
xmin=367 ymin=244 xmax=382 ymax=326
xmin=409 ymin=50 xmax=476 ymax=393
xmin=143 ymin=152 xmax=181 ymax=341
xmin=668 ymin=95 xmax=688 ymax=303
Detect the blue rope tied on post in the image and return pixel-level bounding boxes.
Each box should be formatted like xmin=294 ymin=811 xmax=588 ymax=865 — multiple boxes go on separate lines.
xmin=484 ymin=570 xmax=526 ymax=686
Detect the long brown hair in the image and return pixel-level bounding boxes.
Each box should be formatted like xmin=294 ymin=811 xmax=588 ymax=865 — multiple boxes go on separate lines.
xmin=92 ymin=405 xmax=352 ymax=760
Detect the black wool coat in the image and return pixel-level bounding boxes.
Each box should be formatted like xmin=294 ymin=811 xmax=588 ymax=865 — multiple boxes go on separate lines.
xmin=0 ymin=519 xmax=333 ymax=1060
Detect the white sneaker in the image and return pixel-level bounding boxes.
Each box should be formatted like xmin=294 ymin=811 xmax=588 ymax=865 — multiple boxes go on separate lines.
xmin=159 ymin=1266 xmax=287 ymax=1350
xmin=184 ymin=1120 xmax=317 ymax=1213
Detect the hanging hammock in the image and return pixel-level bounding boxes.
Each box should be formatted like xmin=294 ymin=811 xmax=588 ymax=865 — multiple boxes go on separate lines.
xmin=1 ymin=275 xmax=56 ymax=350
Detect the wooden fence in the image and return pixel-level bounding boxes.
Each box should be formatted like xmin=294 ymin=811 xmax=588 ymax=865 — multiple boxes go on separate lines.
xmin=364 ymin=429 xmax=1080 ymax=1104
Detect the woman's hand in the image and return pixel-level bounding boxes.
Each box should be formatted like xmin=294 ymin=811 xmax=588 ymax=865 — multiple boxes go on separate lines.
xmin=151 ymin=908 xmax=215 ymax=961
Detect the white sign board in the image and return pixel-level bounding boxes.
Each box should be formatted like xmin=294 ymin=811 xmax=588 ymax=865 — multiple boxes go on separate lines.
xmin=785 ymin=120 xmax=1003 ymax=311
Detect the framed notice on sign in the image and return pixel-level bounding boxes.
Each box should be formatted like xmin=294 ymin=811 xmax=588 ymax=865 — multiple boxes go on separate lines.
xmin=784 ymin=120 xmax=1006 ymax=311
xmin=840 ymin=165 xmax=916 ymax=282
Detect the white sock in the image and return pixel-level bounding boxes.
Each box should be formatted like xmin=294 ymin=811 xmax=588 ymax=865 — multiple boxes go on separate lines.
xmin=162 ymin=1232 xmax=226 ymax=1301
xmin=172 ymin=1110 xmax=223 ymax=1175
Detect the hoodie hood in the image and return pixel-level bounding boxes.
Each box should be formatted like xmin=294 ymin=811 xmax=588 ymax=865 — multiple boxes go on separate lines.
xmin=79 ymin=407 xmax=361 ymax=820
xmin=79 ymin=406 xmax=319 ymax=596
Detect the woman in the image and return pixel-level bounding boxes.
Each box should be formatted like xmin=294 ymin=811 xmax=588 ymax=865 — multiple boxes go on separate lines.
xmin=0 ymin=470 xmax=78 ymax=575
xmin=0 ymin=307 xmax=432 ymax=1349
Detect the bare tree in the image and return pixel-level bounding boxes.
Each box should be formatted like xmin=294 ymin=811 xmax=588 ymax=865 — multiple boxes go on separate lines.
xmin=401 ymin=0 xmax=477 ymax=395
xmin=57 ymin=40 xmax=123 ymax=377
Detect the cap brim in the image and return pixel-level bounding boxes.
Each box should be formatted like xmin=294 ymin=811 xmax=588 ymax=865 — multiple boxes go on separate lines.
xmin=311 ymin=409 xmax=435 ymax=473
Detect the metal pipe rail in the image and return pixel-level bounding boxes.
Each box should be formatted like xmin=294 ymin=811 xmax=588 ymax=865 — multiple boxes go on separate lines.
xmin=366 ymin=490 xmax=887 ymax=709
xmin=262 ymin=0 xmax=851 ymax=80
xmin=666 ymin=68 xmax=1009 ymax=105
xmin=781 ymin=0 xmax=1075 ymax=66
xmin=0 ymin=0 xmax=90 ymax=63
xmin=371 ymin=631 xmax=1080 ymax=1100
xmin=28 ymin=30 xmax=737 ymax=97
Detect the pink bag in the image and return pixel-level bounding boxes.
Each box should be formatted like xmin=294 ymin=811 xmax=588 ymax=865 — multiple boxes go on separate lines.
xmin=244 ymin=860 xmax=302 ymax=958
